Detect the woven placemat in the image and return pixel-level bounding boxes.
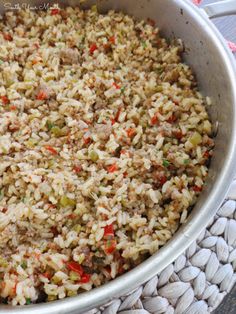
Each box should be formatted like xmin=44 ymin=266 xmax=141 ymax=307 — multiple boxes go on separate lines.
xmin=86 ymin=180 xmax=236 ymax=314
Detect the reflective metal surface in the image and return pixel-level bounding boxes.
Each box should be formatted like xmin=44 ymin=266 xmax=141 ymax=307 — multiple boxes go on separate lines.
xmin=0 ymin=1 xmax=236 ymax=313
xmin=203 ymin=0 xmax=236 ymax=18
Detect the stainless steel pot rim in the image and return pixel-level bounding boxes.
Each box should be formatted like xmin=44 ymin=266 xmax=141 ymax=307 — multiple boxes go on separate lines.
xmin=1 ymin=1 xmax=236 ymax=313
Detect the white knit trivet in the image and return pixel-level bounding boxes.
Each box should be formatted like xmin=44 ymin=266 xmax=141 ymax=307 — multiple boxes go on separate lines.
xmin=87 ymin=180 xmax=236 ymax=314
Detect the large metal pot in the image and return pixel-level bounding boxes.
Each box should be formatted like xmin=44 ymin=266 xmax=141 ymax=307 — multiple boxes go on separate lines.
xmin=1 ymin=0 xmax=236 ymax=313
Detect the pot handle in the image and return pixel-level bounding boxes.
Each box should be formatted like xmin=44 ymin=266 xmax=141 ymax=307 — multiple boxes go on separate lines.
xmin=202 ymin=0 xmax=236 ymax=18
